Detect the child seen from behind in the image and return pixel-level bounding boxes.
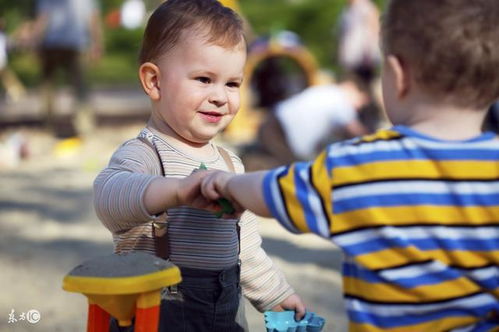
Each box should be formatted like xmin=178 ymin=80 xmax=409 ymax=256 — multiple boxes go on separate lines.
xmin=201 ymin=0 xmax=499 ymax=331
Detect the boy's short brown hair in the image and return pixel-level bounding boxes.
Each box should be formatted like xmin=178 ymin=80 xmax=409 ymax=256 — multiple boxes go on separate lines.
xmin=139 ymin=0 xmax=244 ymax=64
xmin=382 ymin=0 xmax=499 ymax=109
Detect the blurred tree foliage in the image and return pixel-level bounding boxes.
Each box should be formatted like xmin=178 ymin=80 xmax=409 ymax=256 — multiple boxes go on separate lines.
xmin=0 ymin=0 xmax=386 ymax=87
xmin=241 ymin=0 xmax=386 ymax=71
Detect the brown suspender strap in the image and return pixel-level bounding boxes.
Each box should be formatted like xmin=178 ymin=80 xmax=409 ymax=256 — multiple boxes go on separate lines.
xmin=217 ymin=146 xmax=236 ymax=173
xmin=137 ymin=136 xmax=166 ymax=176
xmin=216 ymin=147 xmax=241 ymax=257
xmin=137 ymin=136 xmax=170 ymax=260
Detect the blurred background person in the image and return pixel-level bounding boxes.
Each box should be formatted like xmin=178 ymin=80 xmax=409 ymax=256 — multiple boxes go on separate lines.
xmin=255 ymin=77 xmax=372 ymax=166
xmin=250 ymin=31 xmax=309 ymax=110
xmin=252 ymin=57 xmax=290 ymax=109
xmin=337 ymin=0 xmax=381 ymax=85
xmin=30 ymin=0 xmax=103 ymax=136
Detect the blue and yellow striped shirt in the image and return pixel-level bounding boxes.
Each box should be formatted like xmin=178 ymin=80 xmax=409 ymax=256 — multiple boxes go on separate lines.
xmin=263 ymin=126 xmax=499 ymax=332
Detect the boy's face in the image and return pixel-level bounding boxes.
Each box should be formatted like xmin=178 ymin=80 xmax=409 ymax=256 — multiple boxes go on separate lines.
xmin=154 ymin=28 xmax=246 ymax=144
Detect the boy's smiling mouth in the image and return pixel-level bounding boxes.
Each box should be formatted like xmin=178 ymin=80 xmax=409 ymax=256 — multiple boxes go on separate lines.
xmin=199 ymin=111 xmax=224 ymax=123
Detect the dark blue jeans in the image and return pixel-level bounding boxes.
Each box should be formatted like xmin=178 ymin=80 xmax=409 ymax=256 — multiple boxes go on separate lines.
xmin=109 ymin=264 xmax=245 ymax=332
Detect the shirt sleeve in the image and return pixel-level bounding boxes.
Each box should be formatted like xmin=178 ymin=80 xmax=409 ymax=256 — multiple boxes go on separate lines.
xmin=93 ymin=139 xmax=164 ymax=234
xmin=238 ymin=211 xmax=295 ymax=311
xmin=262 ymin=149 xmax=334 ymax=239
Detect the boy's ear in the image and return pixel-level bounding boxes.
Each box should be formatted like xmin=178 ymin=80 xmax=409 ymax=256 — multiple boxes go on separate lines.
xmin=386 ymin=55 xmax=410 ymax=98
xmin=139 ymin=62 xmax=161 ymax=101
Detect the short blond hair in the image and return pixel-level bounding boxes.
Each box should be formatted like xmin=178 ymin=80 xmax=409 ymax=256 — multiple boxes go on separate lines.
xmin=382 ymin=0 xmax=499 ymax=109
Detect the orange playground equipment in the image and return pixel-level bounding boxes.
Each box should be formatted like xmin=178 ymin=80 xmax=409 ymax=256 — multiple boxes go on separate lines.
xmin=63 ymin=252 xmax=181 ymax=332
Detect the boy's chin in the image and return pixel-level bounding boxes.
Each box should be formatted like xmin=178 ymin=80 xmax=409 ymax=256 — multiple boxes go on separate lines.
xmin=185 ymin=133 xmax=219 ymax=145
xmin=181 ymin=125 xmax=228 ymax=145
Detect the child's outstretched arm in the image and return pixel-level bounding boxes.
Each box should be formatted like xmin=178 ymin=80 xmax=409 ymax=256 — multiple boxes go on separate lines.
xmin=201 ymin=170 xmax=271 ymax=217
xmin=94 ymin=139 xmax=215 ymax=234
xmin=203 ymin=152 xmax=334 ymax=240
xmin=144 ymin=170 xmax=213 ymax=215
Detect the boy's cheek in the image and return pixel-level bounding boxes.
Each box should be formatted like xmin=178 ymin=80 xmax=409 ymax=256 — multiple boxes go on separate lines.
xmin=230 ymin=94 xmax=241 ymax=114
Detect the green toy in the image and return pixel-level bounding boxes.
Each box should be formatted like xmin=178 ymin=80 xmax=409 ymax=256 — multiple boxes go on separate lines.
xmin=199 ymin=163 xmax=235 ymax=217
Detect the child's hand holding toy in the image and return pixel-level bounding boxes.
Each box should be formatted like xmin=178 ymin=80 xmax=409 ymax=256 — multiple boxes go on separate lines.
xmin=198 ymin=163 xmax=239 ymax=218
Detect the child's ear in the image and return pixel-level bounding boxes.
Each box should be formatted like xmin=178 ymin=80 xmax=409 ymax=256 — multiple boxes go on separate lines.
xmin=139 ymin=62 xmax=161 ymax=101
xmin=386 ymin=55 xmax=410 ymax=99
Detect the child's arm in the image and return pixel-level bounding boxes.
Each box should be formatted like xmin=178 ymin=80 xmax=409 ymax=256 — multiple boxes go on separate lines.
xmin=201 ymin=171 xmax=271 ymax=217
xmin=143 ymin=171 xmax=211 ymax=215
xmin=203 ymin=150 xmax=334 ymax=238
xmin=95 ymin=140 xmax=212 ymax=234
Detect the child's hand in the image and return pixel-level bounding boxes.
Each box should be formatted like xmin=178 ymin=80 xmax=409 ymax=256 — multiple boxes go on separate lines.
xmin=176 ymin=171 xmax=217 ymax=210
xmin=271 ymin=293 xmax=306 ymax=321
xmin=200 ymin=170 xmax=234 ymax=202
xmin=201 ymin=170 xmax=244 ymax=216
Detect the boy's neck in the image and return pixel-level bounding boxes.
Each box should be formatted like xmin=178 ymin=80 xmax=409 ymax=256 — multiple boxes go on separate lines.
xmin=147 ymin=116 xmax=215 ymax=158
xmin=394 ymin=93 xmax=489 ymax=141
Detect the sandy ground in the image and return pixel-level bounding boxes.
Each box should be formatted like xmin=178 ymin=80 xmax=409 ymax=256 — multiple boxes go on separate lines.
xmin=0 ymin=124 xmax=348 ymax=332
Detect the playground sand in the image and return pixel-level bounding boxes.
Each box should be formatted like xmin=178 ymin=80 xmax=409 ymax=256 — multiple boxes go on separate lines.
xmin=0 ymin=125 xmax=348 ymax=331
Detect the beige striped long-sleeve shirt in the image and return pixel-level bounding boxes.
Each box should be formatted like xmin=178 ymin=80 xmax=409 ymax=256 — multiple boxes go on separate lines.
xmin=93 ymin=128 xmax=294 ymax=311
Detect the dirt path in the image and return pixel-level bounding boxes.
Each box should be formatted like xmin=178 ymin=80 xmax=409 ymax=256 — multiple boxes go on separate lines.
xmin=0 ymin=125 xmax=347 ymax=332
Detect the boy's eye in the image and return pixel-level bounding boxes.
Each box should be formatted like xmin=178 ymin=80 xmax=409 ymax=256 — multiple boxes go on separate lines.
xmin=196 ymin=77 xmax=211 ymax=84
xmin=227 ymin=82 xmax=241 ymax=88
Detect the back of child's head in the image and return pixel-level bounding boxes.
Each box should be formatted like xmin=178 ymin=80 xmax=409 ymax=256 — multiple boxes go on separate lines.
xmin=139 ymin=0 xmax=245 ymax=64
xmin=382 ymin=0 xmax=499 ymax=109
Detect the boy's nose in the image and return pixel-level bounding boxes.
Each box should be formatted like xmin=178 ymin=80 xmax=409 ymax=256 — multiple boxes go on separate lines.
xmin=208 ymin=86 xmax=228 ymax=107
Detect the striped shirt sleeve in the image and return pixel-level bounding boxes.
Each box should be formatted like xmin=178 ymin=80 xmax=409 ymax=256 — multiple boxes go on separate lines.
xmin=262 ymin=149 xmax=334 ymax=239
xmin=93 ymin=139 xmax=164 ymax=234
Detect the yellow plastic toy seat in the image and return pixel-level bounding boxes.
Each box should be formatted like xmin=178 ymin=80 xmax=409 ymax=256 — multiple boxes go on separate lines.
xmin=63 ymin=252 xmax=181 ymax=331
